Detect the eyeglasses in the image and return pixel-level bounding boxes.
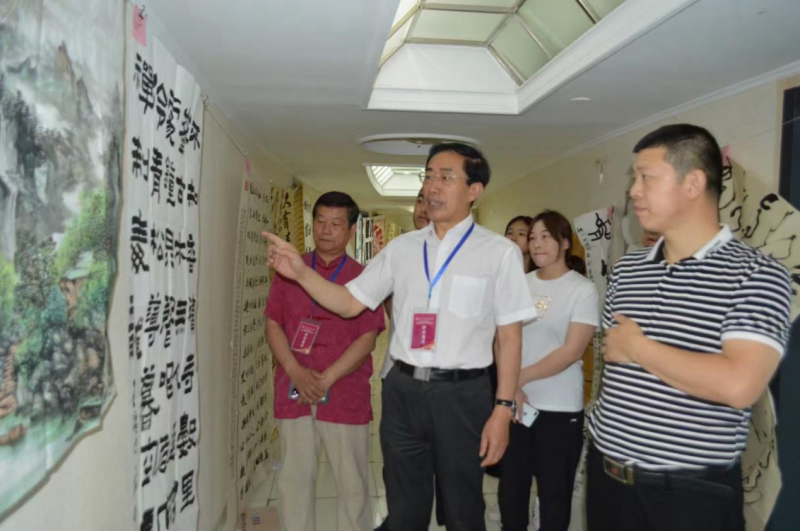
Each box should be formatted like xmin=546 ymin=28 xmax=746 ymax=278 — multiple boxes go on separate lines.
xmin=419 ymin=170 xmax=468 ymax=185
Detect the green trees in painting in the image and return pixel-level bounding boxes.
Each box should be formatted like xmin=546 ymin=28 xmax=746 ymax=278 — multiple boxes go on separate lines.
xmin=2 ymin=188 xmax=111 ymax=420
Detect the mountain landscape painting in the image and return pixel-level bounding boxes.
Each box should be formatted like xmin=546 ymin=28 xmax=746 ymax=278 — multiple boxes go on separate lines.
xmin=0 ymin=0 xmax=123 ymax=519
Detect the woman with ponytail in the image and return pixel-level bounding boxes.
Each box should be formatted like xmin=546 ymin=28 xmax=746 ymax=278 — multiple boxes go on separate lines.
xmin=496 ymin=210 xmax=598 ymax=531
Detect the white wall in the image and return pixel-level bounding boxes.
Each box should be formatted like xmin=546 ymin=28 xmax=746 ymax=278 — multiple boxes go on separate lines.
xmin=195 ymin=105 xmax=293 ymax=531
xmin=0 ymin=9 xmax=294 ymax=531
xmin=478 ymin=79 xmax=786 ymax=233
xmin=381 ymin=210 xmax=415 ymax=233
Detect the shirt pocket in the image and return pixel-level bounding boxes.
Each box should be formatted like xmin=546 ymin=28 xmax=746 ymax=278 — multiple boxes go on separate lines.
xmin=448 ymin=275 xmax=488 ymax=319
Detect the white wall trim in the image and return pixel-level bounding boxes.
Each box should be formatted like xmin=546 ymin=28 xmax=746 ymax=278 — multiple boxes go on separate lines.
xmin=534 ymin=58 xmax=800 ymax=174
xmin=478 ymin=57 xmax=800 ymax=205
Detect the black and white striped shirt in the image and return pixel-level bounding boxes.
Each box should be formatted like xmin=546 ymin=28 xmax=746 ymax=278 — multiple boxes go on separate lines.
xmin=588 ymin=226 xmax=792 ymax=469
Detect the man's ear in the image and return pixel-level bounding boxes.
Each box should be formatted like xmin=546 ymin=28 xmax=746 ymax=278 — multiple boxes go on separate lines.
xmin=683 ymin=169 xmax=707 ymax=200
xmin=468 ymin=182 xmax=485 ymax=203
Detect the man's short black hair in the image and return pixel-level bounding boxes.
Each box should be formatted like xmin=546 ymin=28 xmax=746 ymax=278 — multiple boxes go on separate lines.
xmin=426 ymin=142 xmax=491 ymax=188
xmin=633 ymin=124 xmax=723 ymax=201
xmin=312 ymin=191 xmax=359 ymax=227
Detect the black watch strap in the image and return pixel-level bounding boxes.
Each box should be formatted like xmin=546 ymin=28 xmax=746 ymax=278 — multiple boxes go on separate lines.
xmin=495 ymin=398 xmax=516 ymax=411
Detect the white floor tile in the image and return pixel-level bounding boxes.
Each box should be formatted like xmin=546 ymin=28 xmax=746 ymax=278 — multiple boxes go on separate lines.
xmin=370 ymin=434 xmax=383 ymax=463
xmin=371 ymin=397 xmax=382 ymax=417
xmin=266 ymin=497 xmax=340 ymax=531
xmin=371 ymin=411 xmax=381 ymax=435
xmin=485 ymin=519 xmax=502 ymax=531
xmin=371 ymin=496 xmax=386 ymax=528
xmin=375 ymin=495 xmax=388 ymax=520
xmin=483 ymin=473 xmax=499 ymax=494
xmin=371 ymin=462 xmax=386 ymax=496
xmin=246 ymin=468 xmax=276 ymax=507
xmin=269 ymin=472 xmax=280 ymax=501
xmin=368 ymin=463 xmax=378 ymax=497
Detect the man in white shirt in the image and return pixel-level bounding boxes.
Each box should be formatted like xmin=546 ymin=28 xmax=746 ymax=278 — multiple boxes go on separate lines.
xmin=264 ymin=143 xmax=536 ymax=531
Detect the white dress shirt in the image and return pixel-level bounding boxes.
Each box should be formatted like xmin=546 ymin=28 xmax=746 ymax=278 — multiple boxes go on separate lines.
xmin=347 ymin=214 xmax=537 ymax=369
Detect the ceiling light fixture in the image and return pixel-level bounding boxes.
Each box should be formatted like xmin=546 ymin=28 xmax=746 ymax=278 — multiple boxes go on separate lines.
xmin=365 ymin=164 xmax=425 ymax=197
xmin=359 ymin=134 xmax=481 ymax=155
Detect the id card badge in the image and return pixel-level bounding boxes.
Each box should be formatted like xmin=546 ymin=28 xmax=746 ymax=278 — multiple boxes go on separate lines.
xmin=291 ymin=318 xmax=321 ymax=355
xmin=411 ymin=307 xmax=438 ymax=350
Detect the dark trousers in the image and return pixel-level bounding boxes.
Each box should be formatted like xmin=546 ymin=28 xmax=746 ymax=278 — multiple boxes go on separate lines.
xmin=586 ymin=444 xmax=745 ymax=531
xmin=497 ymin=410 xmax=584 ymax=531
xmin=380 ymin=467 xmax=447 ymax=526
xmin=381 ymin=366 xmax=492 ymax=531
xmin=484 ymin=362 xmax=501 ymax=480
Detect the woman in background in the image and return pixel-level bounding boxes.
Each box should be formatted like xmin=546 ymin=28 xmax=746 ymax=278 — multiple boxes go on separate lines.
xmin=489 ymin=215 xmax=534 ymax=398
xmin=504 ymin=215 xmax=534 ymax=273
xmin=497 ymin=210 xmax=598 ymax=531
xmin=485 ymin=215 xmax=536 ymax=517
xmin=490 ymin=215 xmax=534 ymax=395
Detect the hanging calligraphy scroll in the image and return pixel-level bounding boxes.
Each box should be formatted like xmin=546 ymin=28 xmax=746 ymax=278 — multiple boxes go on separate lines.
xmin=229 ymin=176 xmax=274 ymax=512
xmin=0 ymin=0 xmax=123 ymax=519
xmin=125 ymin=22 xmax=203 ymax=531
xmin=574 ymin=206 xmax=614 ymax=403
xmin=269 ymin=185 xmax=291 ymax=245
xmin=289 ymin=185 xmax=304 ymax=253
xmin=302 ymin=184 xmax=321 ymax=254
xmin=719 ymin=154 xmax=800 ymax=531
xmin=571 ymin=206 xmax=615 ymax=531
xmin=372 ymin=216 xmax=386 ymax=256
xmin=573 ymin=207 xmax=614 ymax=302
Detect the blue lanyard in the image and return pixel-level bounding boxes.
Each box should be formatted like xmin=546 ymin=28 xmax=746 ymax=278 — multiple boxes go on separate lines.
xmin=310 ymin=252 xmax=347 ymax=314
xmin=423 ymin=223 xmax=475 ymax=301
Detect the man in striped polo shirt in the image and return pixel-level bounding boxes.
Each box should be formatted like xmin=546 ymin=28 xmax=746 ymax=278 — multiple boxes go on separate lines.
xmin=587 ymin=124 xmax=792 ymax=531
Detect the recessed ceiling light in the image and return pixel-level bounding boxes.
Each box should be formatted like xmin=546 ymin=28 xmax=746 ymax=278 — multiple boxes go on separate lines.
xmin=570 ymin=97 xmax=592 ymax=103
xmin=359 ymin=134 xmax=480 ymax=156
xmin=364 ymin=164 xmax=424 ymax=198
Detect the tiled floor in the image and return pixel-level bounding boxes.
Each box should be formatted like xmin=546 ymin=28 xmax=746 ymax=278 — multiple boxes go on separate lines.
xmin=244 ymin=344 xmax=550 ymax=530
xmin=245 ymin=459 xmax=507 ymax=531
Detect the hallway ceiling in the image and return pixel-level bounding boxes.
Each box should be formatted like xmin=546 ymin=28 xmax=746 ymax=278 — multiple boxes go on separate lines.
xmin=149 ymin=0 xmax=800 ymax=213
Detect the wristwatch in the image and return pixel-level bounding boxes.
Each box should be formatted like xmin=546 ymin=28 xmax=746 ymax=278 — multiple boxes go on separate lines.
xmin=495 ymin=398 xmax=517 ymax=415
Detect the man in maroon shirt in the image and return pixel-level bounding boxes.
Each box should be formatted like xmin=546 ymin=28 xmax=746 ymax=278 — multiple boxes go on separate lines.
xmin=265 ymin=192 xmax=386 ymax=531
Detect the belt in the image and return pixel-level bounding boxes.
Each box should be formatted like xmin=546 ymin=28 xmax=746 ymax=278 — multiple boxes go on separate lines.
xmin=394 ymin=360 xmax=488 ymax=382
xmin=598 ymin=447 xmax=739 ymax=488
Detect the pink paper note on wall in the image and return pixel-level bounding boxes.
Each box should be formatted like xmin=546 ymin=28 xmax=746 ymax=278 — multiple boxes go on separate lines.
xmin=133 ymin=6 xmax=147 ymax=46
xmin=245 ymin=158 xmax=252 ymax=176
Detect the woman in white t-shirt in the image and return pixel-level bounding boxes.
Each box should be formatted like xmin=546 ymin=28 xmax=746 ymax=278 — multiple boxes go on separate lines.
xmin=497 ymin=210 xmax=598 ymax=531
